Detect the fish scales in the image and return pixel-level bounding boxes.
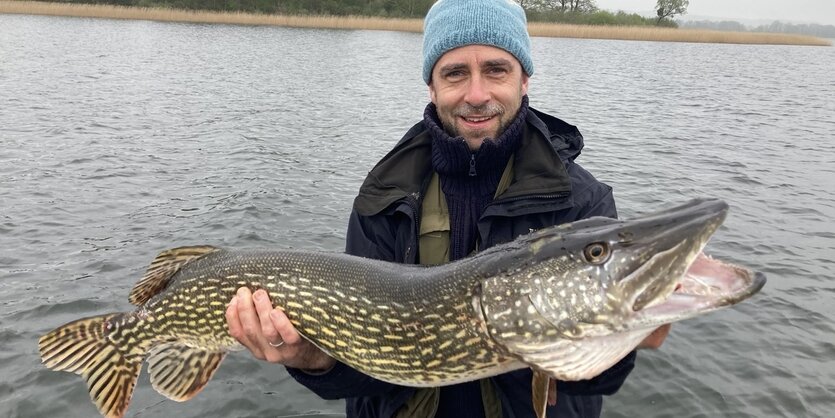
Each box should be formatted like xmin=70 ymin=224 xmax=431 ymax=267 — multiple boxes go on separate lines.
xmin=132 ymin=249 xmax=515 ymax=383
xmin=246 ymin=251 xmax=504 ymax=378
xmin=39 ymin=199 xmax=766 ymax=418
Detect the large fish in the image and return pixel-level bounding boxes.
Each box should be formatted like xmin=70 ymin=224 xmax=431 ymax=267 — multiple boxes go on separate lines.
xmin=39 ymin=198 xmax=765 ymax=418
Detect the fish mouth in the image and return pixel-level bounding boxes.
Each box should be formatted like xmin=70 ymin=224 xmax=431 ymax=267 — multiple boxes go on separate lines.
xmin=606 ymin=199 xmax=765 ymax=330
xmin=616 ymin=199 xmax=730 ymax=313
xmin=630 ymin=252 xmax=767 ymax=327
xmin=470 ymin=198 xmax=766 ymax=382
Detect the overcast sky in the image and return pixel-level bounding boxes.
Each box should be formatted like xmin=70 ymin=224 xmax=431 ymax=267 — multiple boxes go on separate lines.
xmin=593 ymin=0 xmax=835 ymax=26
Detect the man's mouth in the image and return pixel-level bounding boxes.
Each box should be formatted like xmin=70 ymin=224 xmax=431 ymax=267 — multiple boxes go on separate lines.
xmin=460 ymin=115 xmax=495 ymax=126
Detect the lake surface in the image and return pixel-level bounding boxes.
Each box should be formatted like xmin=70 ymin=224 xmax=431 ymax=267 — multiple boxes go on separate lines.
xmin=1 ymin=13 xmax=833 ymax=418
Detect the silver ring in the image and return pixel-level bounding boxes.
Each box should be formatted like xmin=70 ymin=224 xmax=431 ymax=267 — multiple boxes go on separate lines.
xmin=268 ymin=339 xmax=285 ymax=348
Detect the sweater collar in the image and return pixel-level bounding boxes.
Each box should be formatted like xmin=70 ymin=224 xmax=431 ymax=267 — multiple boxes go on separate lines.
xmin=353 ymin=103 xmax=573 ymax=217
xmin=424 ymin=96 xmax=529 ymax=180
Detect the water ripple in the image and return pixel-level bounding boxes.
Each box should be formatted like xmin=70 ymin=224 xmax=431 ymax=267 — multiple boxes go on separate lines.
xmin=1 ymin=13 xmax=833 ymax=418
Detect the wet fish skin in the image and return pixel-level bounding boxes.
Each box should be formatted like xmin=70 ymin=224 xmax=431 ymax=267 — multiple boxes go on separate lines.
xmin=38 ymin=198 xmax=765 ymax=418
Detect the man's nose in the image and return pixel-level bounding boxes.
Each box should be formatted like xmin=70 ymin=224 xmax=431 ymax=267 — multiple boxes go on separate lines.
xmin=464 ymin=74 xmax=490 ymax=106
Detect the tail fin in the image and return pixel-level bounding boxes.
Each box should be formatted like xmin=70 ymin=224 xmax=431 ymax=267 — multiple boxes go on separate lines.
xmin=39 ymin=314 xmax=141 ymax=418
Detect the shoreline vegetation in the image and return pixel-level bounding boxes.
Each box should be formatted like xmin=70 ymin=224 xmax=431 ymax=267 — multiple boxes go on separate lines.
xmin=1 ymin=1 xmax=830 ymax=46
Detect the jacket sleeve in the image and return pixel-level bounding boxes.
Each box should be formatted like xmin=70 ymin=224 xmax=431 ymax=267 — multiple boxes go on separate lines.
xmin=285 ymin=210 xmax=411 ymax=400
xmin=556 ymin=161 xmax=637 ymax=396
xmin=571 ymin=162 xmax=618 ymax=220
xmin=286 ymin=360 xmax=407 ymax=400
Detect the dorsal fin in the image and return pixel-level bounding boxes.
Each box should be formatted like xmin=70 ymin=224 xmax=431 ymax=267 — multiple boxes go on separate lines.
xmin=128 ymin=246 xmax=219 ymax=305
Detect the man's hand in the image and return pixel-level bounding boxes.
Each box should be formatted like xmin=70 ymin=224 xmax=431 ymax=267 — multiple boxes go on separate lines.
xmin=637 ymin=324 xmax=672 ymax=349
xmin=225 ymin=287 xmax=336 ymax=371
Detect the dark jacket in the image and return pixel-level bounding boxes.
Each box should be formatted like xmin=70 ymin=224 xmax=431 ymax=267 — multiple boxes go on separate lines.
xmin=288 ymin=108 xmax=636 ymax=417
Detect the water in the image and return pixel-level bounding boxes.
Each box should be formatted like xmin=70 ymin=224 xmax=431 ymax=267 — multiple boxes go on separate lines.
xmin=1 ymin=13 xmax=833 ymax=418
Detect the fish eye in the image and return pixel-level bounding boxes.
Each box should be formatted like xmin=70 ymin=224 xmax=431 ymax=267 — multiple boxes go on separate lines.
xmin=583 ymin=242 xmax=610 ymax=264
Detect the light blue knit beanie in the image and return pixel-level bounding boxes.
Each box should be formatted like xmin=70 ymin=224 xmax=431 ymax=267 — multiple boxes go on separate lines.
xmin=422 ymin=0 xmax=534 ymax=84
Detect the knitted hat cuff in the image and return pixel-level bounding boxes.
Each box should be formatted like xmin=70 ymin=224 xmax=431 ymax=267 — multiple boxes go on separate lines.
xmin=422 ymin=0 xmax=534 ymax=84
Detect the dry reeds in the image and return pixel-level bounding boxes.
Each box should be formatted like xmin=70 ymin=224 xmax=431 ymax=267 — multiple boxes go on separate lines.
xmin=528 ymin=22 xmax=831 ymax=46
xmin=0 ymin=1 xmax=424 ymax=32
xmin=1 ymin=1 xmax=830 ymax=46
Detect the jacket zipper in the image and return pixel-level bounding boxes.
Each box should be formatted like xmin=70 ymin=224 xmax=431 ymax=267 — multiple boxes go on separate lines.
xmin=476 ymin=191 xmax=572 ymax=248
xmin=404 ymin=193 xmax=421 ymax=262
xmin=488 ymin=191 xmax=571 ymax=208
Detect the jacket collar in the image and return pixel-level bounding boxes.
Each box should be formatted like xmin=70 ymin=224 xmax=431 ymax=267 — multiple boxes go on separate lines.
xmin=353 ymin=107 xmax=583 ymax=216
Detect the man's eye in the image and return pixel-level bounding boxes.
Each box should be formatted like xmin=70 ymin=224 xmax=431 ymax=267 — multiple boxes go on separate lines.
xmin=446 ymin=70 xmax=464 ymax=78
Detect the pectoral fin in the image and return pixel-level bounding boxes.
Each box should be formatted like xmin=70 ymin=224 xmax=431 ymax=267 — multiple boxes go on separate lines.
xmin=532 ymin=369 xmax=551 ymax=418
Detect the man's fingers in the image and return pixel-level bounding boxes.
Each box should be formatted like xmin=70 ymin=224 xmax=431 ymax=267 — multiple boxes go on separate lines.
xmin=253 ymin=290 xmax=282 ymax=344
xmin=236 ymin=288 xmax=260 ymax=337
xmin=638 ymin=323 xmax=672 ymax=349
xmin=269 ymin=308 xmax=302 ymax=345
xmin=230 ymin=287 xmax=267 ymax=358
xmin=225 ymin=296 xmax=241 ymax=335
xmin=226 ymin=287 xmax=334 ymax=369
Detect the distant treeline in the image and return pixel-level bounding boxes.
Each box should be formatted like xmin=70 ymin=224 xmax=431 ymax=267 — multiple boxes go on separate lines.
xmin=54 ymin=0 xmax=435 ymax=17
xmin=37 ymin=0 xmax=676 ymax=26
xmin=681 ymin=20 xmax=835 ymax=39
xmin=30 ymin=0 xmax=835 ymax=36
xmin=527 ymin=9 xmax=675 ymax=27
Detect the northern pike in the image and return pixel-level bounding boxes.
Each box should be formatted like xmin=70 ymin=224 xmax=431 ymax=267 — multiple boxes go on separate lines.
xmin=39 ymin=198 xmax=765 ymax=418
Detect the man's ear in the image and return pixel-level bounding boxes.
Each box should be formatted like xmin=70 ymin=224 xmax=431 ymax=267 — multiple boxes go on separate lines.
xmin=428 ymin=82 xmax=437 ymax=104
xmin=521 ymin=74 xmax=529 ymax=96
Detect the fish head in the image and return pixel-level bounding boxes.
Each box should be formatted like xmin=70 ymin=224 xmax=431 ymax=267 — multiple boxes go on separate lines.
xmin=478 ymin=198 xmax=765 ymax=350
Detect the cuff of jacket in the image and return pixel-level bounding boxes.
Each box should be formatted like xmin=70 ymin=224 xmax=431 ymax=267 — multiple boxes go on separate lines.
xmin=286 ymin=361 xmax=394 ymax=400
xmin=556 ymin=350 xmax=637 ymax=396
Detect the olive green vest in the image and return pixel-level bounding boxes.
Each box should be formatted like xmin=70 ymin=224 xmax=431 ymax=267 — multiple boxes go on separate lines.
xmin=394 ymin=159 xmax=515 ymax=418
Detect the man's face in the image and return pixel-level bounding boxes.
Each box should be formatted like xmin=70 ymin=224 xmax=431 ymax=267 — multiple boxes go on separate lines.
xmin=428 ymin=45 xmax=529 ymax=151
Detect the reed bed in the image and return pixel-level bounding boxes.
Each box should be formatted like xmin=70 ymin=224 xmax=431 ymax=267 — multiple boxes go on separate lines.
xmin=1 ymin=1 xmax=830 ymax=46
xmin=0 ymin=1 xmax=425 ymax=32
xmin=528 ymin=22 xmax=831 ymax=46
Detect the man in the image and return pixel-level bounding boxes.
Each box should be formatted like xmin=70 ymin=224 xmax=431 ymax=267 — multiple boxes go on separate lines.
xmin=226 ymin=0 xmax=670 ymax=416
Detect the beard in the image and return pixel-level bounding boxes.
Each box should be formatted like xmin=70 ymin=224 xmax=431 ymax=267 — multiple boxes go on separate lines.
xmin=439 ymin=101 xmax=508 ymax=141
